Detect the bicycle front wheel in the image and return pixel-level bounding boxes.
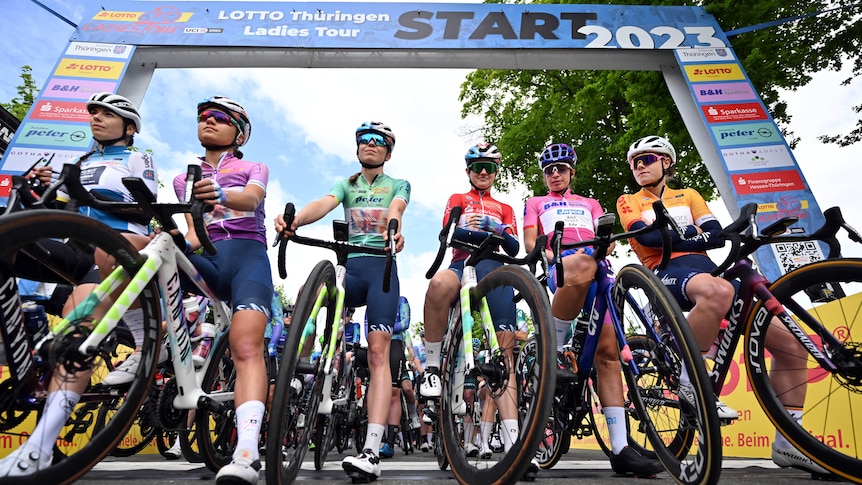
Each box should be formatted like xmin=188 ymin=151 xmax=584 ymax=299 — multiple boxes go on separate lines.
xmin=0 ymin=210 xmax=161 ymax=484
xmin=614 ymin=264 xmax=722 ymax=485
xmin=441 ymin=265 xmax=555 ymax=485
xmin=266 ymin=260 xmax=336 ymax=485
xmin=746 ymin=258 xmax=862 ymax=482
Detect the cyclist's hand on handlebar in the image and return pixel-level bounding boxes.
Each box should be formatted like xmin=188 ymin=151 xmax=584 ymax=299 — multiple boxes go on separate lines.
xmin=28 ymin=166 xmax=53 ymax=187
xmin=192 ymin=178 xmax=227 ymax=206
xmin=274 ymin=212 xmax=300 ymax=237
xmin=384 ymin=230 xmax=405 ymax=253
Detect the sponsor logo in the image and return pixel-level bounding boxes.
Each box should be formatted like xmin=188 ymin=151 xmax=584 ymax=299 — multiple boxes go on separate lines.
xmin=720 ymin=145 xmax=795 ymax=172
xmin=702 ymin=102 xmax=767 ymax=124
xmin=676 ymin=47 xmax=736 ymax=63
xmin=694 ymin=82 xmax=756 ymax=103
xmin=65 ymin=42 xmax=132 ymax=59
xmin=711 ymin=122 xmax=783 ymax=146
xmin=0 ymin=148 xmax=87 ymax=174
xmin=30 ymin=100 xmax=90 ymax=123
xmin=43 ymin=78 xmax=117 ymax=100
xmin=683 ymin=63 xmax=745 ymax=82
xmin=732 ymin=170 xmax=805 ymax=195
xmin=93 ymin=7 xmax=193 ymax=23
xmin=54 ymin=59 xmax=126 ymax=80
xmin=183 ymin=27 xmax=223 ymax=34
xmin=16 ymin=122 xmax=92 ymax=149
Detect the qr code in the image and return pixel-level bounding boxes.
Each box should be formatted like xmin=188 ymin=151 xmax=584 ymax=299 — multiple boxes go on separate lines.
xmin=771 ymin=241 xmax=824 ymax=273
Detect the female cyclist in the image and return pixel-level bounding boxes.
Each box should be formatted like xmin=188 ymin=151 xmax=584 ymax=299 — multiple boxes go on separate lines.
xmin=523 ymin=143 xmax=663 ymax=477
xmin=274 ymin=121 xmax=409 ymax=482
xmin=0 ymin=92 xmax=158 ymax=477
xmin=173 ymin=95 xmax=273 ymax=485
xmin=616 ymin=135 xmax=822 ymax=473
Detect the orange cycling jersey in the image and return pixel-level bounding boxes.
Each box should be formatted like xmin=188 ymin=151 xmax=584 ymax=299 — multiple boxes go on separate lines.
xmin=616 ymin=187 xmax=718 ymax=270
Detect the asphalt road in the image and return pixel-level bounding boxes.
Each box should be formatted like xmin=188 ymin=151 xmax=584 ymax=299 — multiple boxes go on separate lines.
xmin=74 ymin=448 xmax=835 ymax=484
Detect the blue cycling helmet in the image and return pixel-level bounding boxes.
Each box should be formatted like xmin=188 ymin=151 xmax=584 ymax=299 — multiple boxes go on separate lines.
xmin=356 ymin=121 xmax=395 ymax=152
xmin=539 ymin=143 xmax=577 ymax=170
xmin=464 ymin=143 xmax=502 ymax=166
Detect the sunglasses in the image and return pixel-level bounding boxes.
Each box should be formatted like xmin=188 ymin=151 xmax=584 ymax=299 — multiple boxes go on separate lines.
xmin=198 ymin=109 xmax=238 ymax=128
xmin=468 ymin=161 xmax=499 ymax=174
xmin=629 ymin=153 xmax=665 ymax=170
xmin=542 ymin=164 xmax=571 ymax=177
xmin=357 ymin=133 xmax=389 ymax=147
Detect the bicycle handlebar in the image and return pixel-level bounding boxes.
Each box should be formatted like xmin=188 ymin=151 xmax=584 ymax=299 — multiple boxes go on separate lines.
xmin=424 ymin=205 xmax=548 ymax=279
xmin=57 ymin=163 xmax=216 ymax=255
xmin=275 ymin=202 xmax=396 ymax=293
xmin=551 ymin=200 xmax=677 ymax=285
xmin=711 ymin=202 xmax=862 ymax=276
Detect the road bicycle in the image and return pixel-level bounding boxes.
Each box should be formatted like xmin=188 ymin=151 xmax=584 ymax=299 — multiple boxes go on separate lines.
xmin=266 ymin=202 xmax=397 ymax=484
xmin=525 ymin=201 xmax=723 ymax=485
xmin=0 ymin=163 xmax=263 ymax=481
xmin=661 ymin=202 xmax=862 ymax=483
xmin=422 ymin=205 xmax=556 ymax=485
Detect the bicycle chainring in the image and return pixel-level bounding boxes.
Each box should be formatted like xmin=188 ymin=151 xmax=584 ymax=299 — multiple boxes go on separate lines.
xmin=157 ymin=378 xmax=185 ymax=429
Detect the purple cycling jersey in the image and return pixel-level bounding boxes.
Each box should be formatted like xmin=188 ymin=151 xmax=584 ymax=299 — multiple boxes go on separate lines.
xmin=172 ymin=152 xmax=269 ymax=245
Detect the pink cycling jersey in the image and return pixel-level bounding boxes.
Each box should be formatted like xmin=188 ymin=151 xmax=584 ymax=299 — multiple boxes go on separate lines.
xmin=523 ymin=189 xmax=604 ymax=248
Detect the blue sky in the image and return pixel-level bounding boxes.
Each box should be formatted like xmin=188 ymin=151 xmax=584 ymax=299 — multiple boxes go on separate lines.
xmin=2 ymin=0 xmax=861 ymax=322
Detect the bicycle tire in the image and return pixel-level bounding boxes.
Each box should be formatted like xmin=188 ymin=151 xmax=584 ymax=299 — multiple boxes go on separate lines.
xmin=266 ymin=260 xmax=336 ymax=485
xmin=518 ymin=335 xmax=567 ymax=469
xmin=314 ymin=341 xmax=350 ymax=469
xmin=157 ymin=428 xmax=180 ymax=458
xmin=745 ymin=258 xmax=862 ymax=482
xmin=0 ymin=210 xmax=161 ymax=484
xmin=614 ymin=264 xmax=722 ymax=485
xmin=179 ymin=419 xmax=203 ymax=463
xmin=590 ymin=334 xmax=685 ymax=459
xmin=441 ymin=265 xmax=555 ymax=485
xmin=197 ymin=329 xmax=237 ymax=473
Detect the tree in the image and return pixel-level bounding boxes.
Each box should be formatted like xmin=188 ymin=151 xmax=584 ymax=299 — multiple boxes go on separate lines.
xmin=460 ymin=0 xmax=861 ymax=215
xmin=1 ymin=66 xmax=39 ymax=120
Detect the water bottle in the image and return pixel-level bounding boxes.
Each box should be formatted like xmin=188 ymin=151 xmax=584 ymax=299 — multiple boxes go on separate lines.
xmin=22 ymin=301 xmax=49 ymax=343
xmin=705 ymin=319 xmax=729 ymax=361
xmin=192 ymin=322 xmax=215 ymax=367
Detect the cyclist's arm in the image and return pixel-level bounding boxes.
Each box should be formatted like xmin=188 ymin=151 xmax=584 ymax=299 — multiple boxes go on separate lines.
xmin=292 ymin=195 xmax=340 ymax=229
xmin=627 ymin=219 xmax=724 ymax=251
xmin=523 ymin=226 xmax=554 ymax=263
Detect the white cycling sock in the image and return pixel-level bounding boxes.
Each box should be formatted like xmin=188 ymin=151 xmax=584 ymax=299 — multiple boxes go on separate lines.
xmin=364 ymin=423 xmax=386 ymax=456
xmin=425 ymin=341 xmax=442 ymax=369
xmin=33 ymin=389 xmax=81 ymax=457
xmin=234 ymin=400 xmax=265 ymax=460
xmin=773 ymin=408 xmax=803 ymax=448
xmin=604 ymin=406 xmax=628 ymax=455
xmin=554 ymin=317 xmax=571 ymax=352
xmin=500 ymin=418 xmax=518 ymax=453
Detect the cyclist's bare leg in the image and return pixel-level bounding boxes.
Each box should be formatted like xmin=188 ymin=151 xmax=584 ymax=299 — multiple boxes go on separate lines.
xmin=682 ymin=274 xmax=735 ymax=351
xmin=552 ymin=254 xmax=596 ymax=319
xmin=494 ymin=331 xmax=519 ymax=445
xmin=423 ymin=269 xmax=460 ymax=343
xmin=229 ymin=309 xmax=268 ymax=404
xmin=595 ymin=322 xmax=624 ymax=407
xmin=763 ymin=317 xmax=808 ymax=407
xmin=365 ymin=330 xmax=393 ymax=448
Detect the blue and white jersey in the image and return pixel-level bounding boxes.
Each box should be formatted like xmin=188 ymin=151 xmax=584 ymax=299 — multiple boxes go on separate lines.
xmin=77 ymin=145 xmax=158 ymax=235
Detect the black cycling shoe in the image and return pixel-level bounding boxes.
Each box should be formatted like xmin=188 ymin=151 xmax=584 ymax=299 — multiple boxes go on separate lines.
xmin=609 ymin=446 xmax=664 ymax=477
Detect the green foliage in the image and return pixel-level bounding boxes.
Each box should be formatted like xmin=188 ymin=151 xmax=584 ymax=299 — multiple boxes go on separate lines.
xmin=1 ymin=66 xmax=39 ymax=120
xmin=461 ymin=0 xmax=861 ymax=217
xmin=274 ymin=283 xmax=293 ymax=308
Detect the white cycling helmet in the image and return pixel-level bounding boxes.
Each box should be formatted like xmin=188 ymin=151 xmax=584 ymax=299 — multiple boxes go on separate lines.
xmin=627 ymin=135 xmax=677 ymax=167
xmin=198 ymin=96 xmax=251 ymax=146
xmin=86 ymin=92 xmax=141 ymax=133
